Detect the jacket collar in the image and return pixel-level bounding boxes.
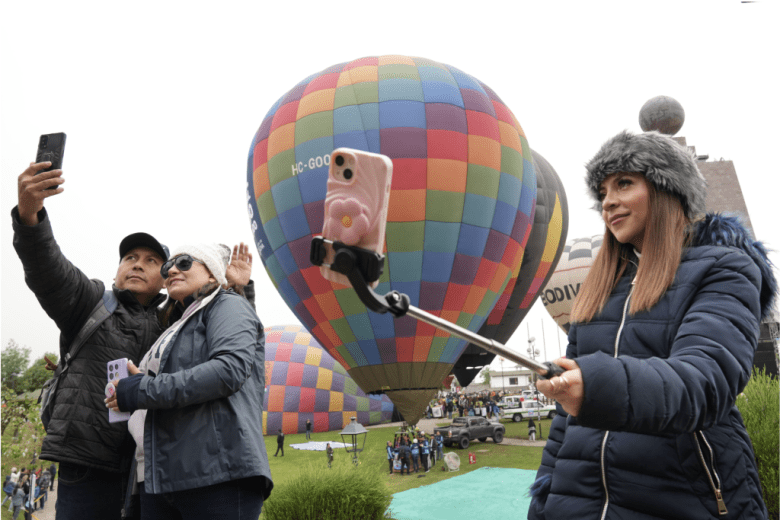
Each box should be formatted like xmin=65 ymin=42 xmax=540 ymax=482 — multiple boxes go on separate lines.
xmin=112 ymin=285 xmax=166 ymax=311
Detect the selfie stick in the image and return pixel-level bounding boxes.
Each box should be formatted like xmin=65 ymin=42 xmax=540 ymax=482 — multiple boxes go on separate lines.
xmin=310 ymin=238 xmax=564 ymax=380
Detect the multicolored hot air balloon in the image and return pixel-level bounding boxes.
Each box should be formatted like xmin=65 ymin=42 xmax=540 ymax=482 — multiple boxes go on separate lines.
xmin=454 ymin=150 xmax=568 ymax=386
xmin=263 ymin=325 xmax=394 ymax=435
xmin=247 ymin=56 xmax=537 ymax=424
xmin=542 ymin=235 xmax=603 ymax=333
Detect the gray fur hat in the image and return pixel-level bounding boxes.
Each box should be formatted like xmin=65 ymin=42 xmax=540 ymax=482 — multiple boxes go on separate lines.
xmin=585 ymin=130 xmax=707 ymax=219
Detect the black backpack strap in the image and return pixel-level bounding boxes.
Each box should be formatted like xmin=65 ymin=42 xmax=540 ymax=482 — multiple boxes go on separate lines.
xmin=43 ymin=290 xmax=118 ymax=386
xmin=62 ymin=290 xmax=118 ymax=367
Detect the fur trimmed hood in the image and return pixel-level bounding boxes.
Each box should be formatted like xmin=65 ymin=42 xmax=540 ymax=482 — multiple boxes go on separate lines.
xmin=692 ymin=213 xmax=777 ymax=320
xmin=586 ymin=130 xmax=707 ymax=219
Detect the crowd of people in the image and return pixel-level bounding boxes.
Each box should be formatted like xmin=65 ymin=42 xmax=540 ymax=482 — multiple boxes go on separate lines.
xmin=2 ymin=464 xmax=56 ymax=519
xmin=428 ymin=391 xmax=517 ymax=420
xmin=386 ymin=427 xmax=445 ymax=476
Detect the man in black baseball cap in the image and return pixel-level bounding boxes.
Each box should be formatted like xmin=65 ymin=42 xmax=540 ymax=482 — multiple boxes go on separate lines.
xmin=12 ymin=163 xmax=172 ymax=519
xmin=116 ymin=232 xmax=170 ymax=306
xmin=119 ymin=232 xmax=170 ymax=262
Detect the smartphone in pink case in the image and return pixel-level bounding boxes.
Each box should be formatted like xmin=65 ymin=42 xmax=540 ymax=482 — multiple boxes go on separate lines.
xmin=320 ymin=148 xmax=393 ymax=287
xmin=106 ymin=358 xmax=131 ymax=423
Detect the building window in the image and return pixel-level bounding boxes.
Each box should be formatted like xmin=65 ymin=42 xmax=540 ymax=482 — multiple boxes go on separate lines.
xmin=509 ymin=377 xmax=518 ymax=385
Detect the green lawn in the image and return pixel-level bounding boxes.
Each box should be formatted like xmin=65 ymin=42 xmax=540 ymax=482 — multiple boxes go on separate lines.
xmin=1 ymin=424 xmax=544 ymax=520
xmin=499 ymin=416 xmax=555 ymax=440
xmin=260 ymin=425 xmax=544 ymax=518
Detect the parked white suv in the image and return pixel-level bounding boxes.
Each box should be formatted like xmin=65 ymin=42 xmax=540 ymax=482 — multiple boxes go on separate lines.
xmin=501 ymin=399 xmax=557 ymax=422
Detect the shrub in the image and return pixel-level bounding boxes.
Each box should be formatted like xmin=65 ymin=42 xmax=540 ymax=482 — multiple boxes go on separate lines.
xmin=262 ymin=459 xmax=392 ymax=520
xmin=735 ymin=367 xmax=779 ymax=517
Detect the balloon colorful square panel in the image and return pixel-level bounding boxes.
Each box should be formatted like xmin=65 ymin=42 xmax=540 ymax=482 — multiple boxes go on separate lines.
xmin=263 ymin=325 xmax=394 ymax=435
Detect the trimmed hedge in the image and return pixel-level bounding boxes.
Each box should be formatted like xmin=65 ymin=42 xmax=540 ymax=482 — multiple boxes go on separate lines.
xmin=262 ymin=460 xmax=392 ymax=520
xmin=735 ymin=367 xmax=779 ymax=517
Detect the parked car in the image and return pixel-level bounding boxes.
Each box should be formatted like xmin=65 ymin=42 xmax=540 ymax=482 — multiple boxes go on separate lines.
xmin=501 ymin=399 xmax=557 ymax=422
xmin=433 ymin=416 xmax=505 ymax=449
xmin=498 ymin=395 xmax=524 ymax=409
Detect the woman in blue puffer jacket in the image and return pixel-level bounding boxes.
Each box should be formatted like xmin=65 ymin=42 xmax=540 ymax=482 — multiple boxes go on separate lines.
xmin=107 ymin=243 xmax=273 ymax=519
xmin=529 ymin=130 xmax=776 ymax=519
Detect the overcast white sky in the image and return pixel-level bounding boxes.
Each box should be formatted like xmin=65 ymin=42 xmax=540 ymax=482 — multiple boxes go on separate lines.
xmin=2 ymin=0 xmax=778 ymax=373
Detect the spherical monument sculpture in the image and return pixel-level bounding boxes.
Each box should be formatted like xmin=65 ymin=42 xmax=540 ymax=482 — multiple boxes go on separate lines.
xmin=639 ymin=95 xmax=685 ymax=135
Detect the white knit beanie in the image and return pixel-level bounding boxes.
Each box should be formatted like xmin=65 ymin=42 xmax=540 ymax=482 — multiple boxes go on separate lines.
xmin=170 ymin=243 xmax=230 ymax=286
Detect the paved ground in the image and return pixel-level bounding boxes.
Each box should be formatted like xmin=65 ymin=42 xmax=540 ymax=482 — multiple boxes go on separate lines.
xmin=21 ymin=486 xmax=55 ymax=520
xmin=369 ymin=416 xmax=548 ymax=447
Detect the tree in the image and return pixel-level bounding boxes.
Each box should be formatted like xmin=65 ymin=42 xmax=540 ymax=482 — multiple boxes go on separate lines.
xmin=18 ymin=353 xmax=58 ymax=394
xmin=1 ymin=339 xmax=31 ymax=393
xmin=480 ymin=367 xmax=491 ymax=386
xmin=1 ymin=385 xmax=46 ymax=459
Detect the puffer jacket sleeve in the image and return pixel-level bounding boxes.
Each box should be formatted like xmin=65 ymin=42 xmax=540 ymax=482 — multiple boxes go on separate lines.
xmin=11 ymin=207 xmax=104 ymax=346
xmin=576 ymin=248 xmax=762 ymax=434
xmin=135 ymin=293 xmax=262 ymax=409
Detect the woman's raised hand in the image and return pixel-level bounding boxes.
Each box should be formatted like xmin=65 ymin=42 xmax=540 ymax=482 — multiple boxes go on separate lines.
xmin=536 ymin=358 xmax=584 ymax=417
xmin=225 ymin=242 xmax=253 ymax=287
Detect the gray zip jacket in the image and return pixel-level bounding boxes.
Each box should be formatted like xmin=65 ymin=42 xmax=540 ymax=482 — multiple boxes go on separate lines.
xmin=117 ymin=289 xmax=273 ymax=498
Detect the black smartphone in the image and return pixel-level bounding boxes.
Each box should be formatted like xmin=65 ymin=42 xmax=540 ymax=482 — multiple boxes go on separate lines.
xmin=36 ymin=133 xmax=67 ymax=188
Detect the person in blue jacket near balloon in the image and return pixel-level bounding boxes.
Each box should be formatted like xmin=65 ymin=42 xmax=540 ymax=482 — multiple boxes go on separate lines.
xmin=529 ymin=130 xmax=775 ymax=519
xmin=420 ymin=435 xmax=430 ymax=472
xmin=386 ymin=441 xmax=395 ymax=475
xmin=410 ymin=439 xmax=420 ymax=473
xmin=434 ymin=432 xmax=444 ymax=464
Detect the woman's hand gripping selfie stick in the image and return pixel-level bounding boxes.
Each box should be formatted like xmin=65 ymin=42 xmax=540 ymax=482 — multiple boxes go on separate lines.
xmin=310 ymin=237 xmax=565 ymax=380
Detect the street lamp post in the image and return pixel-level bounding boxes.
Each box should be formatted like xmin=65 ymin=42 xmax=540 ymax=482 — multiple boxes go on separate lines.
xmin=527 ymin=337 xmax=544 ymax=440
xmin=339 ymin=417 xmax=368 ymax=466
xmin=500 ymin=357 xmax=505 ymax=394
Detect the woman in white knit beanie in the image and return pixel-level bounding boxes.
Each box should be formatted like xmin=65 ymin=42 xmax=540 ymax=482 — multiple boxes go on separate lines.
xmin=107 ymin=242 xmax=273 ymax=519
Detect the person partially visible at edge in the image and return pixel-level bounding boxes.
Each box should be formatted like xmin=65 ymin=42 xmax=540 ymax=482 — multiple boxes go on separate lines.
xmin=528 ymin=130 xmax=776 ymax=520
xmin=12 ymin=162 xmax=255 ymax=520
xmin=106 ymin=243 xmax=272 ymax=519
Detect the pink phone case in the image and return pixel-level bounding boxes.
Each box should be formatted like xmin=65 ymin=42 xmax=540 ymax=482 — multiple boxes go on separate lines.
xmin=321 ymin=148 xmax=393 ymax=288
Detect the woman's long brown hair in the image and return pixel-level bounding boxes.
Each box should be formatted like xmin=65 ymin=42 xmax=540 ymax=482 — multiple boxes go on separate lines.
xmin=570 ymin=186 xmax=692 ymax=322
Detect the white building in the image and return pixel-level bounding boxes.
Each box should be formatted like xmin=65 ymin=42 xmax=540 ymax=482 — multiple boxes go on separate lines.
xmin=489 ymin=366 xmax=536 ymax=393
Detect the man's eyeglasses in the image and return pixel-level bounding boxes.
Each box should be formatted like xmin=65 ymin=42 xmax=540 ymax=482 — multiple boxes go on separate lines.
xmin=160 ymin=255 xmax=202 ymax=279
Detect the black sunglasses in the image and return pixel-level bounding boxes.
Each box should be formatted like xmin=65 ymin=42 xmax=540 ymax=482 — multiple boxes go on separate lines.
xmin=160 ymin=255 xmax=202 ymax=279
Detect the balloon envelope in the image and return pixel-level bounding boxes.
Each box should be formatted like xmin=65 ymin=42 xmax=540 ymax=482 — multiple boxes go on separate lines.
xmin=542 ymin=235 xmax=603 ymax=333
xmin=454 ymin=150 xmax=568 ymax=387
xmin=263 ymin=325 xmax=394 ymax=435
xmin=247 ymin=56 xmax=537 ymax=424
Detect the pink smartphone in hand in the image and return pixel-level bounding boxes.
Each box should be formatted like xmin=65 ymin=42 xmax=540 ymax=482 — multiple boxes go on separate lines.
xmin=320 ymin=148 xmax=393 ymax=287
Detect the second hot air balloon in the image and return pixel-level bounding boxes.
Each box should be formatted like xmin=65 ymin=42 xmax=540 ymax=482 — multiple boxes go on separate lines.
xmin=453 ymin=150 xmax=569 ymax=387
xmin=542 ymin=235 xmax=603 ymax=333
